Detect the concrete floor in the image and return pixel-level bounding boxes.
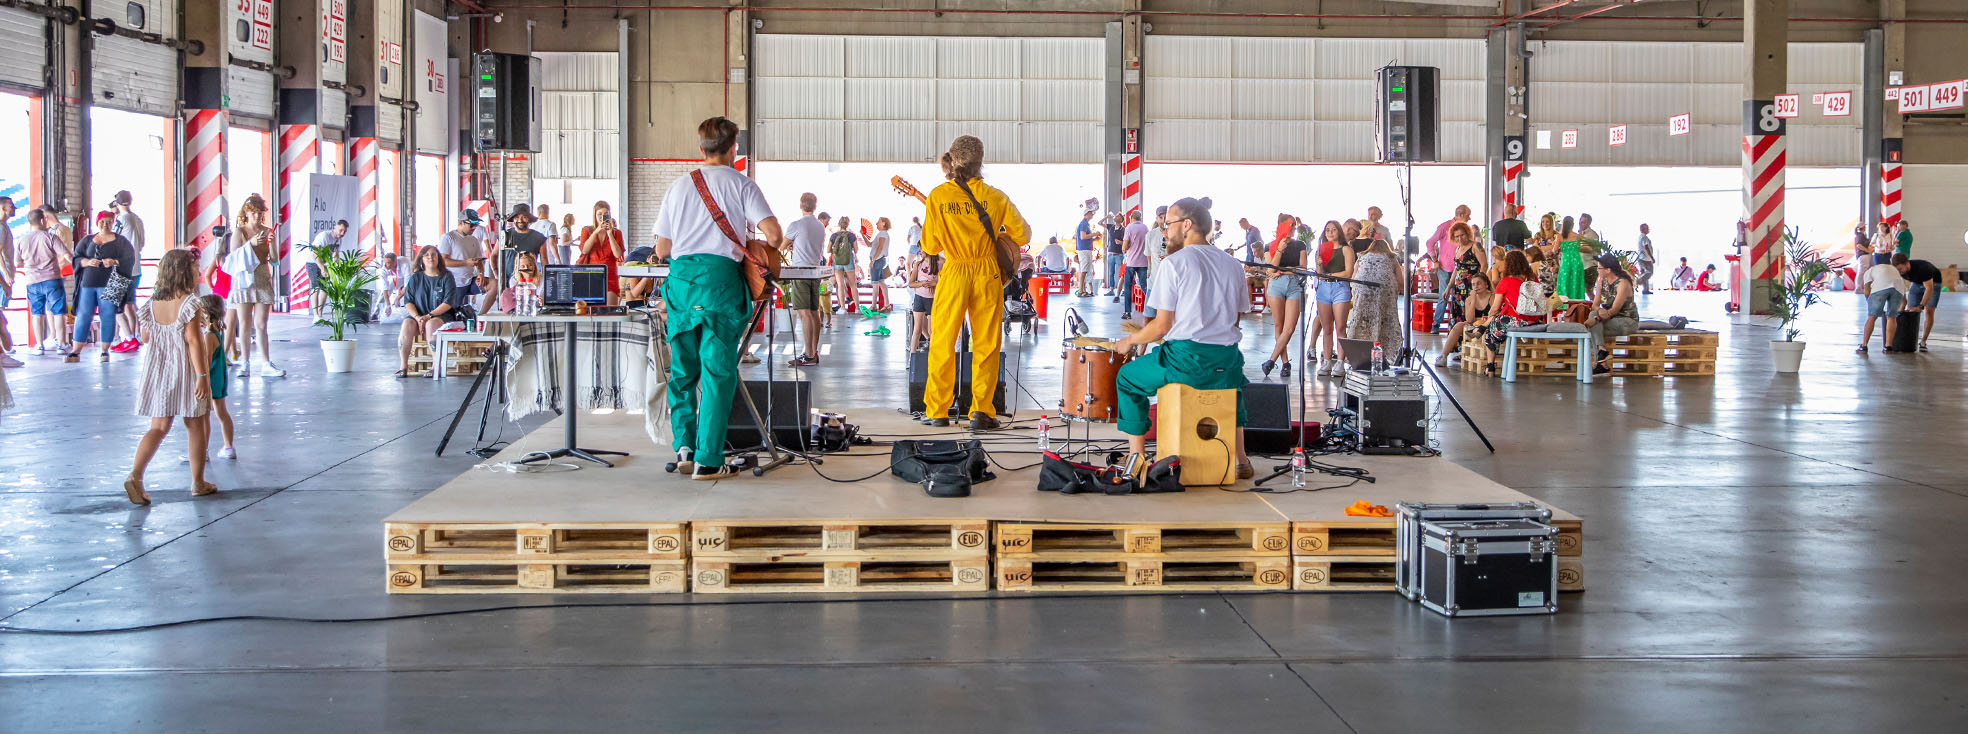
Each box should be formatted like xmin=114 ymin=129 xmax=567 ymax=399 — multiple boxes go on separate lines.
xmin=2 ymin=288 xmax=1966 ymax=732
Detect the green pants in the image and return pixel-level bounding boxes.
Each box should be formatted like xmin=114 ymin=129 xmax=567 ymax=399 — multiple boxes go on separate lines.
xmin=1116 ymin=339 xmax=1249 ymax=436
xmin=663 ymin=255 xmax=751 ymax=467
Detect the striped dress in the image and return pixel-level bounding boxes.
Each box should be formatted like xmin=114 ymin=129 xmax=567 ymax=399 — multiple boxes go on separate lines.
xmin=135 ymin=298 xmax=209 ymax=419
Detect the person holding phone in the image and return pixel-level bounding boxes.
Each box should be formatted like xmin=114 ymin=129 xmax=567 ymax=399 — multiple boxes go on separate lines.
xmin=578 ymin=201 xmax=626 ymax=305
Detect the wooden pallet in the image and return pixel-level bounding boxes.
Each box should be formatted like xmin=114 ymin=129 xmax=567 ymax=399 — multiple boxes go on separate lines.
xmin=996 ymin=554 xmax=1292 ymax=592
xmin=1292 ymin=520 xmax=1396 ymax=556
xmin=1292 ymin=556 xmax=1397 ymax=592
xmin=1558 ymin=556 xmax=1585 ymax=592
xmin=388 ymin=560 xmax=688 ymax=594
xmin=1459 ymin=341 xmax=1494 ymax=373
xmin=691 ymin=557 xmax=991 ymax=593
xmin=1553 ymin=519 xmax=1583 ymax=557
xmin=405 ymin=340 xmax=496 ymax=378
xmin=995 ymin=522 xmax=1291 ymax=557
xmin=1607 ymin=345 xmax=1717 ymax=361
xmin=690 ymin=520 xmax=990 ymax=559
xmin=1605 ymin=360 xmax=1715 ymax=377
xmin=1613 ymin=330 xmax=1716 ymax=347
xmin=385 ymin=522 xmax=688 ymax=561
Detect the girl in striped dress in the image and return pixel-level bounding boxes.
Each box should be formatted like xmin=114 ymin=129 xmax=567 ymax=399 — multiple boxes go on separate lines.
xmin=124 ymin=250 xmax=214 ymax=506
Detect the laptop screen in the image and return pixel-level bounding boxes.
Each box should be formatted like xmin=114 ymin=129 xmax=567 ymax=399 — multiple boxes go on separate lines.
xmin=1337 ymin=338 xmax=1376 ymax=369
xmin=542 ymin=265 xmax=609 ymax=306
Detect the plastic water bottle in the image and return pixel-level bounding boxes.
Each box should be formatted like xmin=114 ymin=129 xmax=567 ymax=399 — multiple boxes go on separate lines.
xmin=1291 ymin=447 xmax=1307 ymax=488
xmin=1371 ymin=342 xmax=1385 ymax=373
xmin=1036 ymin=416 xmax=1051 ymax=453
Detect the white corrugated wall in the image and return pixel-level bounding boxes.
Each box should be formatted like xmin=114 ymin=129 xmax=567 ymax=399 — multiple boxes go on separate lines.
xmin=534 ymin=51 xmax=619 ymax=180
xmin=755 ymin=34 xmax=1104 ymax=164
xmin=226 ymin=65 xmax=276 ymax=119
xmin=89 ymin=0 xmax=180 ymax=117
xmin=1143 ymin=36 xmax=1486 ymax=164
xmin=0 ymin=8 xmax=48 ymax=92
xmin=1529 ymin=41 xmax=1862 ymax=167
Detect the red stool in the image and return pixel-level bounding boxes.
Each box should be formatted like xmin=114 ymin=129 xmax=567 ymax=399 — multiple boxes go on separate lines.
xmin=1030 ymin=277 xmax=1050 ymax=319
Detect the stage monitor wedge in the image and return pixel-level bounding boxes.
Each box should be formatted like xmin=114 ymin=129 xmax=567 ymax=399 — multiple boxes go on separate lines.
xmin=1375 ymin=65 xmax=1440 ymax=164
xmin=473 ymin=52 xmax=543 ymax=152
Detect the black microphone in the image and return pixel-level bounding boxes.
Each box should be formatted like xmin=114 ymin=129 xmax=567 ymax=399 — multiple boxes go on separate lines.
xmin=1064 ymin=307 xmax=1088 ymax=336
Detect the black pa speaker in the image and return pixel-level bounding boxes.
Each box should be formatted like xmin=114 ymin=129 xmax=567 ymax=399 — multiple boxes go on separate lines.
xmin=1240 ymin=382 xmax=1299 ymax=454
xmin=724 ymin=379 xmax=810 ymax=450
xmin=1375 ymin=65 xmax=1439 ymax=164
xmin=907 ymin=350 xmax=1009 ymax=417
xmin=472 ymin=53 xmax=542 ymax=152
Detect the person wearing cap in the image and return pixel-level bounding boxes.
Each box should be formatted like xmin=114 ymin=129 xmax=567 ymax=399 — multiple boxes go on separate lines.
xmin=108 ymin=190 xmax=146 ymax=352
xmin=652 ymin=116 xmax=784 ymax=480
xmin=918 ymin=135 xmax=1030 ymax=430
xmin=64 ymin=211 xmax=138 ymax=363
xmin=1581 ymin=253 xmax=1639 ymax=375
xmin=439 ymin=210 xmax=488 ymax=307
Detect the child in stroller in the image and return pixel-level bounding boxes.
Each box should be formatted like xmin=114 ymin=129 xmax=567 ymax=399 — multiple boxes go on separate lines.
xmin=1003 ymin=263 xmax=1038 ymax=335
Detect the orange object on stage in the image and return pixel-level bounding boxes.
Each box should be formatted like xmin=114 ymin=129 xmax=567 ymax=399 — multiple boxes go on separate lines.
xmin=1030 ymin=276 xmax=1049 ymax=319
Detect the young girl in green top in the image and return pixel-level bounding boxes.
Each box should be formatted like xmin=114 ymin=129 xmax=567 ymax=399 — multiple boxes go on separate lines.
xmin=195 ymin=295 xmax=237 ymax=459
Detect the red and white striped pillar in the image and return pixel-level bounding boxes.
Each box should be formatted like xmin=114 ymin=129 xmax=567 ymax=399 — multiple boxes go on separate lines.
xmin=351 ymin=137 xmax=380 ymax=259
xmin=1501 ymin=135 xmax=1526 ymax=216
xmin=1880 ymin=138 xmax=1903 ymax=226
xmin=1742 ymin=100 xmax=1786 ymax=316
xmin=1502 ymin=161 xmax=1524 ymax=212
xmin=1119 ymin=153 xmax=1142 ymax=220
xmin=183 ymin=109 xmax=227 ymax=253
xmin=278 ymin=124 xmax=320 ymax=312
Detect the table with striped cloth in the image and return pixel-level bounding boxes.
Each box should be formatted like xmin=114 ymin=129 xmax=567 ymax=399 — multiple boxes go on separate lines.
xmin=487 ymin=312 xmax=672 ymax=447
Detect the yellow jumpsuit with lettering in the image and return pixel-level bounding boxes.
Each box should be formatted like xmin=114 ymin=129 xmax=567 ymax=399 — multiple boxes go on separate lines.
xmin=920 ymin=177 xmax=1031 ymax=420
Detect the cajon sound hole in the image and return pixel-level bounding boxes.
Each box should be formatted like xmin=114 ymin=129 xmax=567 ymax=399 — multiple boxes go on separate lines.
xmin=1196 ymin=417 xmax=1220 ymax=441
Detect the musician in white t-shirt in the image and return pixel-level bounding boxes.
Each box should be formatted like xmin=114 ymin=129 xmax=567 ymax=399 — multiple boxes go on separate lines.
xmin=651 ymin=116 xmax=784 ymax=480
xmin=1110 ymin=196 xmax=1251 ymax=481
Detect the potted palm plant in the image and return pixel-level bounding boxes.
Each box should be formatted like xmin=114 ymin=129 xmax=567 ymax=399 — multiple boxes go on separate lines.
xmin=1769 ymin=228 xmax=1840 ymax=373
xmin=310 ymin=246 xmax=379 ymax=373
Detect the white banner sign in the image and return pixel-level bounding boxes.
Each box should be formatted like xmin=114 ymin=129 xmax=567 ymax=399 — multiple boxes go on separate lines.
xmin=1822 ymin=91 xmax=1852 ymax=117
xmin=1933 ymin=80 xmax=1967 ymax=111
xmin=1668 ymin=113 xmax=1692 ymax=136
xmin=1608 ymin=124 xmax=1627 ymax=147
xmin=1560 ymin=129 xmax=1578 ymax=149
xmin=1773 ymin=94 xmax=1800 ymax=119
xmin=306 ymin=174 xmax=360 ymax=248
xmin=413 ymin=10 xmax=452 ymax=154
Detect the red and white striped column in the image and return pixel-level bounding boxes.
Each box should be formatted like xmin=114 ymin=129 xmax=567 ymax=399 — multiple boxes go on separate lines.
xmin=1502 ymin=161 xmax=1524 ymax=212
xmin=1119 ymin=153 xmax=1142 ymax=220
xmin=278 ymin=124 xmax=319 ymax=312
xmin=1880 ymin=138 xmax=1903 ymax=226
xmin=1742 ymin=102 xmax=1786 ymax=316
xmin=1501 ymin=135 xmax=1526 ymax=216
xmin=351 ymin=137 xmax=380 ymax=259
xmin=183 ymin=109 xmax=227 ymax=253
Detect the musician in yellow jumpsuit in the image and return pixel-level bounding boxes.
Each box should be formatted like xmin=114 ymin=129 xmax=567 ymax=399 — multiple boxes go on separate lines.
xmin=919 ymin=136 xmax=1030 ymax=429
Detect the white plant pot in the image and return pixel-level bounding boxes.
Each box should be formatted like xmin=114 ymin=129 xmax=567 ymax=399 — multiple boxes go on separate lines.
xmin=1771 ymin=340 xmax=1806 ymax=373
xmin=320 ymin=339 xmax=357 ymax=373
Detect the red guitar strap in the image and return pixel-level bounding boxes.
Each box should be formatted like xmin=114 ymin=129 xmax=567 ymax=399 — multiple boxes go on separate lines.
xmin=691 ymin=170 xmax=745 ymax=248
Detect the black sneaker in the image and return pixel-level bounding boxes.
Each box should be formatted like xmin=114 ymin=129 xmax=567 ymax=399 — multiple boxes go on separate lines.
xmin=789 ymin=355 xmax=818 ymax=367
xmin=968 ymin=412 xmax=1004 ymax=431
xmin=1592 ymin=364 xmax=1612 ymax=375
xmin=921 ymin=417 xmax=950 ymax=427
xmin=692 ymin=463 xmax=738 ymax=481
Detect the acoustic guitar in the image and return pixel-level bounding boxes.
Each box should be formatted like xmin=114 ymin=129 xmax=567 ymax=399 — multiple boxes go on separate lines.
xmin=891 ymin=176 xmax=926 ymax=203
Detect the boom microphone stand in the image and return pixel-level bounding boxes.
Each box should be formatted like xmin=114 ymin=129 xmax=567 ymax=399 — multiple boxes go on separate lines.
xmin=1392 ymin=157 xmax=1495 ymax=454
xmin=1246 ymin=261 xmax=1379 ymax=485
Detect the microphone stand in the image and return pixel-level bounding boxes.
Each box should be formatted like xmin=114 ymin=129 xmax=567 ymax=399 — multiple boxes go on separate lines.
xmin=1247 ymin=261 xmax=1380 ymax=486
xmin=1391 ymin=158 xmax=1495 ymax=453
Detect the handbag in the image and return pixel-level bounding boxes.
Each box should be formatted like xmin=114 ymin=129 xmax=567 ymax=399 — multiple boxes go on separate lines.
xmin=953 ymin=179 xmax=1021 ymax=281
xmin=84 ymin=241 xmax=136 ymax=305
xmin=691 ymin=169 xmax=781 ymax=300
xmin=890 ymin=439 xmax=995 ymax=498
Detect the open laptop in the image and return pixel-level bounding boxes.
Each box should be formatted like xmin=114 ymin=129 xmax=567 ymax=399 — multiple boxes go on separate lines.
xmin=541 ymin=265 xmax=610 ymax=312
xmin=1337 ymin=338 xmax=1377 ymax=371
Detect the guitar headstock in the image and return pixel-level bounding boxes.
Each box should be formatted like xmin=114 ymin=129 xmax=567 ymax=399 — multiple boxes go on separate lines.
xmin=890 ymin=176 xmax=925 ymax=202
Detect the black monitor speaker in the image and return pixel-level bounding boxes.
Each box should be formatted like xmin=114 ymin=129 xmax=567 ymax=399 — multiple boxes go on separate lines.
xmin=907 ymin=350 xmax=1009 ymax=417
xmin=472 ymin=52 xmax=542 ymax=152
xmin=724 ymin=379 xmax=811 ymax=450
xmin=1375 ymin=65 xmax=1439 ymax=164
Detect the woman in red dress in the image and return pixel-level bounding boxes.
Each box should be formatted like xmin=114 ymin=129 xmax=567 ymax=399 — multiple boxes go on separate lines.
xmin=577 ymin=200 xmax=626 ymax=304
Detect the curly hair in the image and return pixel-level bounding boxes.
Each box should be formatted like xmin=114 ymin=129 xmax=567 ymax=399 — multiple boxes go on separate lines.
xmin=152 ymin=249 xmax=199 ymax=301
xmin=940 ymin=135 xmax=984 ymax=181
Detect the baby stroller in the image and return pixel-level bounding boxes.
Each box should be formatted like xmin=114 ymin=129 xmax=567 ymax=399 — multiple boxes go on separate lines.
xmin=1003 ymin=267 xmax=1038 ymax=336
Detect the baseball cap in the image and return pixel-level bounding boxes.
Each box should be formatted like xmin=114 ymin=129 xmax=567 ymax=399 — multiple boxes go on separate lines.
xmin=459 ymin=209 xmax=482 ymax=224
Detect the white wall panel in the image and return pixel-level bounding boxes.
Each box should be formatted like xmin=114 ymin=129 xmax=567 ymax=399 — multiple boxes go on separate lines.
xmin=937 ymin=80 xmax=1022 ymax=121
xmin=1315 ymin=39 xmax=1403 ymax=79
xmin=535 ymin=52 xmax=620 ymax=180
xmin=1233 ymin=121 xmax=1315 ymax=162
xmin=1441 ymin=122 xmax=1485 ymax=164
xmin=937 ymin=38 xmax=1017 ymax=79
xmin=227 ymin=66 xmax=275 ymax=119
xmin=320 ymin=87 xmax=347 ymax=128
xmin=760 ymin=35 xmax=1102 ymax=163
xmin=1149 ymin=36 xmax=1231 ymax=79
xmin=92 ymin=35 xmax=178 ymax=116
xmin=1233 ymin=38 xmax=1314 ymax=79
xmin=1142 ymin=120 xmax=1228 ymax=163
xmin=1146 ymin=78 xmax=1231 ymax=120
xmin=1232 ymin=79 xmax=1316 ymax=121
xmin=1312 ymin=80 xmax=1376 ymax=122
xmin=1313 ymin=121 xmax=1376 ymax=162
xmin=845 ymin=36 xmax=933 ymax=78
xmin=0 ymin=8 xmax=45 ymax=91
xmin=755 ymin=35 xmax=843 ymax=77
xmin=537 ymin=52 xmax=617 ymax=91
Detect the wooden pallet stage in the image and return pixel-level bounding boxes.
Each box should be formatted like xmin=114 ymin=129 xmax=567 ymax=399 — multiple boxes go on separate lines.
xmin=384 ymin=410 xmax=1584 ymax=595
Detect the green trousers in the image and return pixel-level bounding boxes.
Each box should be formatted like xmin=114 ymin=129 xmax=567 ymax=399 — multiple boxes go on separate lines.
xmin=663 ymin=255 xmax=751 ymax=467
xmin=1116 ymin=339 xmax=1249 ymax=436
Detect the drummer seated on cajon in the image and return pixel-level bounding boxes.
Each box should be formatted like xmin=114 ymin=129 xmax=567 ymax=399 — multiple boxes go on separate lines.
xmin=1111 ymin=196 xmax=1253 ymax=481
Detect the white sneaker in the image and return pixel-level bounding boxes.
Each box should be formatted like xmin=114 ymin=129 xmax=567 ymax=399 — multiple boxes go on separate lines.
xmin=219 ymin=446 xmax=237 ymax=460
xmin=1434 ymin=352 xmax=1449 ymax=367
xmin=261 ymin=363 xmax=287 ymax=378
xmin=0 ymin=355 xmax=22 ymax=368
xmin=235 ymin=363 xmax=251 ymax=377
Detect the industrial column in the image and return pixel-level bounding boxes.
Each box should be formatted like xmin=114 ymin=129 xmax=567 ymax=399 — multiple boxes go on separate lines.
xmin=1486 ymin=2 xmax=1529 ymax=222
xmin=275 ymin=0 xmax=340 ymax=311
xmin=1878 ymin=0 xmax=1905 ymax=228
xmin=181 ymin=2 xmax=231 ymax=252
xmin=1107 ymin=7 xmax=1142 ymax=221
xmin=1740 ymin=0 xmax=1788 ymax=316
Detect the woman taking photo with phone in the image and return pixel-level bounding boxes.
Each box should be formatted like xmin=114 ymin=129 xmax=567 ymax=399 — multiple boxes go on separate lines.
xmin=577 ymin=201 xmax=626 ymax=305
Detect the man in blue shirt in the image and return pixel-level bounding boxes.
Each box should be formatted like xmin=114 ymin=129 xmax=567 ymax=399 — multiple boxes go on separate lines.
xmin=1073 ymin=209 xmax=1097 ymax=297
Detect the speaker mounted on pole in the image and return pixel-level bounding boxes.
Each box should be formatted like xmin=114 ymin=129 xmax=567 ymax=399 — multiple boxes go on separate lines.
xmin=1375 ymin=65 xmax=1440 ymax=164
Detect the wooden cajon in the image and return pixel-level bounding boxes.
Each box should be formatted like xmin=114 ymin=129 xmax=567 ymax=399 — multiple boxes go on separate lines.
xmin=1154 ymin=384 xmax=1239 ymax=486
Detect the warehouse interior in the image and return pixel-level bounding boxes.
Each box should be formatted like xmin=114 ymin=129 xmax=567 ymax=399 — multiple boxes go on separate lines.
xmin=3 ymin=1 xmax=1968 ymax=730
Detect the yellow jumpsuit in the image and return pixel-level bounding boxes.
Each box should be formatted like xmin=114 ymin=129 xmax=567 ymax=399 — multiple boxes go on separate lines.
xmin=920 ymin=177 xmax=1031 ymax=420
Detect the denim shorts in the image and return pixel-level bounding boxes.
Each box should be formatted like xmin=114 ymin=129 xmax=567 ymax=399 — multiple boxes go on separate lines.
xmin=1313 ymin=279 xmax=1351 ymax=305
xmin=1265 ymin=274 xmax=1304 ymax=301
xmin=26 ymin=279 xmax=65 ymax=315
xmin=1867 ymin=289 xmax=1904 ymax=318
xmin=1907 ymin=282 xmax=1931 ymax=310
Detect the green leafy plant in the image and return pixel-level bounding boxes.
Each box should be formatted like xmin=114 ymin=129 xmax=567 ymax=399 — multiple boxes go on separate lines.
xmin=1769 ymin=227 xmax=1842 ymax=342
xmin=308 ymin=246 xmax=378 ymax=342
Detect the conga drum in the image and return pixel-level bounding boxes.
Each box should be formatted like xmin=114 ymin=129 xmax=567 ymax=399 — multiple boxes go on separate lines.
xmin=1060 ymin=337 xmax=1129 ymax=422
